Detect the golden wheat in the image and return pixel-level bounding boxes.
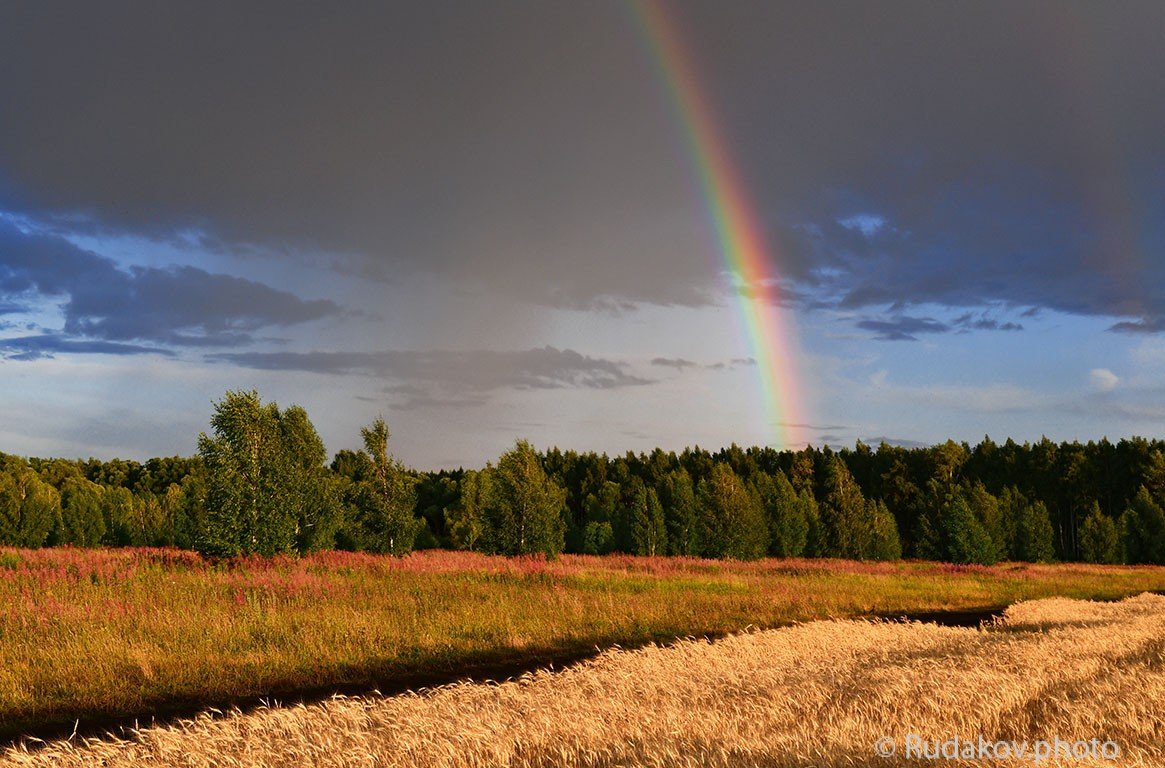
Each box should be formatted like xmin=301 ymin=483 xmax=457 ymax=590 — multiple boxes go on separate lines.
xmin=6 ymin=594 xmax=1165 ymax=767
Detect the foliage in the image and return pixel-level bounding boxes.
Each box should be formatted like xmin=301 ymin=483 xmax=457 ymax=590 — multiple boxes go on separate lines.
xmin=196 ymin=390 xmax=340 ymax=557
xmin=1079 ymin=502 xmax=1121 ymax=564
xmin=939 ymin=491 xmax=998 ymax=565
xmin=481 ymin=440 xmax=566 ymax=557
xmin=1121 ymin=487 xmax=1165 ymax=565
xmin=341 ymin=418 xmax=419 ymax=556
xmin=6 ymin=393 xmax=1165 ymax=566
xmin=0 ymin=463 xmax=59 ymax=547
xmin=55 ymin=477 xmax=106 ymax=547
xmin=697 ymin=463 xmax=767 ymax=560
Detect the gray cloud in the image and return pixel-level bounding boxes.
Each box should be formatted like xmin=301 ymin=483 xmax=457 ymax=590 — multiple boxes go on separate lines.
xmin=1109 ymin=317 xmax=1165 ymax=334
xmin=863 ymin=436 xmax=931 ymax=449
xmin=707 ymin=357 xmax=757 ymax=371
xmin=857 ymin=316 xmax=950 ymax=342
xmin=857 ymin=311 xmax=1026 ymax=341
xmin=951 ymin=313 xmax=1024 ymax=333
xmin=651 ymin=357 xmax=697 ymax=370
xmin=208 ymin=345 xmax=653 ymax=393
xmin=0 ymin=221 xmax=340 ymax=347
xmin=0 ymin=334 xmax=173 ymax=361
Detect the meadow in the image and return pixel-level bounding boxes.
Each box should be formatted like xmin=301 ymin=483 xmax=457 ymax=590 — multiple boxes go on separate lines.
xmin=8 ymin=592 xmax=1165 ymax=767
xmin=3 ymin=547 xmax=1165 ymax=746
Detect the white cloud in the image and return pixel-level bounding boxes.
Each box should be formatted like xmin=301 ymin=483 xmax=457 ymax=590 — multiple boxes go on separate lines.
xmin=866 ymin=370 xmax=1045 ymax=412
xmin=1089 ymin=368 xmax=1120 ymax=393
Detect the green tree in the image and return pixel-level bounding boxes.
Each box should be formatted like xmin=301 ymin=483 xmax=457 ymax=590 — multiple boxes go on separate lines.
xmin=661 ymin=469 xmax=700 ymax=556
xmin=581 ymin=520 xmax=615 ymax=554
xmin=754 ymin=471 xmax=809 ymax=558
xmin=631 ymin=486 xmax=667 ymax=556
xmin=484 ymin=440 xmax=567 ymax=557
xmin=865 ymin=499 xmax=903 ymax=561
xmin=802 ymin=491 xmax=824 ymax=557
xmin=197 ymin=390 xmax=297 ymax=556
xmin=940 ymin=492 xmax=998 ymax=565
xmin=819 ymin=456 xmax=868 ymax=559
xmin=1079 ymin=502 xmax=1121 ymax=564
xmin=966 ymin=482 xmax=1006 ymax=562
xmin=55 ymin=477 xmax=106 ymax=547
xmin=197 ymin=390 xmax=338 ymax=557
xmin=446 ymin=469 xmax=489 ymax=551
xmin=1013 ymin=499 xmax=1057 ymax=562
xmin=0 ymin=464 xmax=60 ymax=547
xmin=348 ymin=417 xmax=420 ymax=555
xmin=697 ymin=463 xmax=767 ymax=560
xmin=99 ymin=486 xmax=137 ymax=546
xmin=281 ymin=406 xmax=343 ymax=553
xmin=1120 ymin=487 xmax=1165 ymax=565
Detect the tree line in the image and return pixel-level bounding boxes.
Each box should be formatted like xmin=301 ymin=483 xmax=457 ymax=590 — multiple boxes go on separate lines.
xmin=1 ymin=389 xmax=1164 ymax=565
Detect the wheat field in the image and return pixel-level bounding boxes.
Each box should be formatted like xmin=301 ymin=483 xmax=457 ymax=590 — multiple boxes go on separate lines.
xmin=6 ymin=594 xmax=1164 ymax=767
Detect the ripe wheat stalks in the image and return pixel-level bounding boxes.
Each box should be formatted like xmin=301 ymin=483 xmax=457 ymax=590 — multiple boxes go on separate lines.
xmin=6 ymin=594 xmax=1164 ymax=767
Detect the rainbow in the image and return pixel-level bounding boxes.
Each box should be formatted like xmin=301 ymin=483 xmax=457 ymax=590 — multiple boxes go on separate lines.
xmin=630 ymin=0 xmax=806 ymax=448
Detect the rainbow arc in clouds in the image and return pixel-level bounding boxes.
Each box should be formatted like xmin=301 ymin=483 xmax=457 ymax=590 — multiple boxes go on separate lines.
xmin=631 ymin=0 xmax=806 ymax=448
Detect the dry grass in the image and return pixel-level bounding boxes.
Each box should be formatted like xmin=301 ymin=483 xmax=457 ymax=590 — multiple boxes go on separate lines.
xmin=6 ymin=593 xmax=1165 ymax=767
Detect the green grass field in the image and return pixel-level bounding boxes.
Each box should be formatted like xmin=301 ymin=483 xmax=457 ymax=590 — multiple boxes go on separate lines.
xmin=3 ymin=547 xmax=1165 ymax=742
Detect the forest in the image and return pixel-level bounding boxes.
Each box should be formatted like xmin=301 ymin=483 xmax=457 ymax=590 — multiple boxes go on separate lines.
xmin=2 ymin=389 xmax=1164 ymax=566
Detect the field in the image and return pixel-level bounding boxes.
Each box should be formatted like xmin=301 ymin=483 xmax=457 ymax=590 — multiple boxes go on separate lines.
xmin=3 ymin=547 xmax=1165 ymax=747
xmin=7 ymin=592 xmax=1165 ymax=766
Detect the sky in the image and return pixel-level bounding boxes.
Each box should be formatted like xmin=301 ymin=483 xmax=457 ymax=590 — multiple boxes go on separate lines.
xmin=2 ymin=1 xmax=1165 ymax=469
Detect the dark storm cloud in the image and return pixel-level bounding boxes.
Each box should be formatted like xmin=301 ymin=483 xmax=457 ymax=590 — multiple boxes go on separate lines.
xmin=0 ymin=221 xmax=340 ymax=347
xmin=208 ymin=346 xmax=652 ymax=391
xmin=2 ymin=2 xmax=1165 ymax=323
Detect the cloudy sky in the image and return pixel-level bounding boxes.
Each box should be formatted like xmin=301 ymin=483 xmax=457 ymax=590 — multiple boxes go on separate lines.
xmin=2 ymin=1 xmax=1165 ymax=468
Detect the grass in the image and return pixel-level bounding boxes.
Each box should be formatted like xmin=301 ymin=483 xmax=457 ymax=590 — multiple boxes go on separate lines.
xmin=8 ymin=592 xmax=1165 ymax=766
xmin=2 ymin=547 xmax=1165 ymax=743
